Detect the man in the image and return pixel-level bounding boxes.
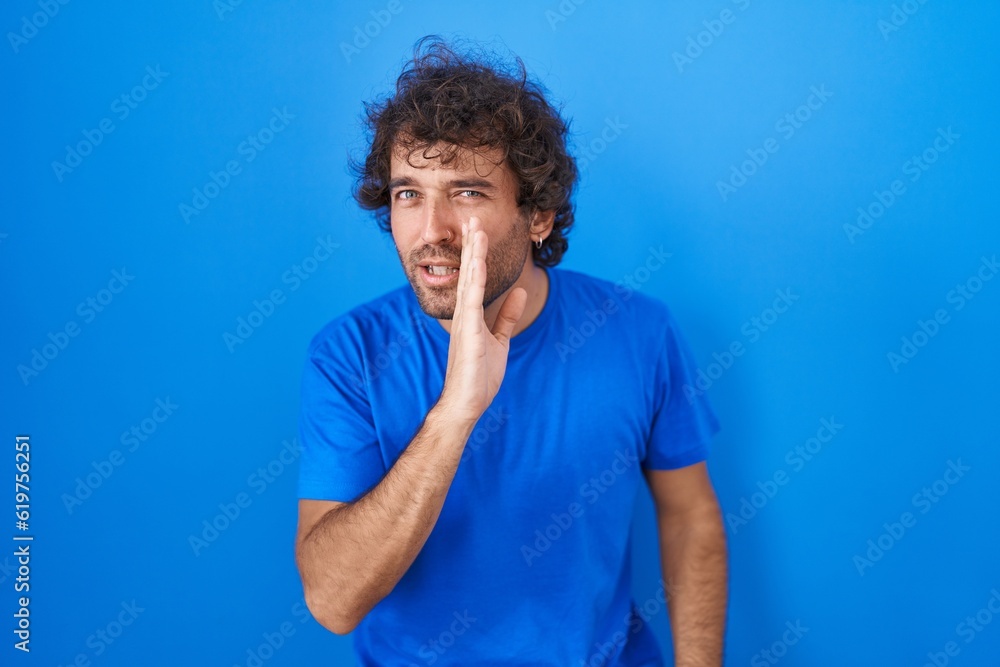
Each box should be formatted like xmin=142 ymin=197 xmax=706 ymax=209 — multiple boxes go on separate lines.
xmin=295 ymin=36 xmax=727 ymax=666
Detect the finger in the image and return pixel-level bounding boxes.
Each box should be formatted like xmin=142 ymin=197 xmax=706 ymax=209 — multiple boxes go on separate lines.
xmin=451 ymin=219 xmax=470 ymax=331
xmin=464 ymin=228 xmax=487 ymax=321
xmin=459 ymin=216 xmax=481 ymax=312
xmin=460 ymin=216 xmax=478 ymax=297
xmin=491 ymin=287 xmax=527 ymax=346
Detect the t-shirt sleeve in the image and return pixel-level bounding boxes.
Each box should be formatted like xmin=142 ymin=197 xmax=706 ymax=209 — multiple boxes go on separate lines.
xmin=643 ymin=308 xmax=722 ymax=470
xmin=296 ymin=335 xmax=387 ymax=502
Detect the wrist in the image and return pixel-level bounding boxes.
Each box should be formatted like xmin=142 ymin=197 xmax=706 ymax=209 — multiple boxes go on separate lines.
xmin=427 ymin=398 xmax=481 ymax=442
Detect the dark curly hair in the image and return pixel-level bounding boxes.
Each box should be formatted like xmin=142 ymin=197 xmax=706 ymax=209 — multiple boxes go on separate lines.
xmin=351 ymin=35 xmax=578 ymax=267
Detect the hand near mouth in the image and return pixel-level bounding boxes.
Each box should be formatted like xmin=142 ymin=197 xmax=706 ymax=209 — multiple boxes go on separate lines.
xmin=436 ymin=216 xmax=527 ymax=426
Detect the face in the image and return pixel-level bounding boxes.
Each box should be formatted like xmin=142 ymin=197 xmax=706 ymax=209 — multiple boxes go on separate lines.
xmin=388 ymin=142 xmax=533 ymax=319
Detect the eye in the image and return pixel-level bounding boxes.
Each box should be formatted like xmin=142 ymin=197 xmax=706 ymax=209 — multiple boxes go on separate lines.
xmin=395 ymin=189 xmax=418 ymax=200
xmin=458 ymin=190 xmax=483 ymax=198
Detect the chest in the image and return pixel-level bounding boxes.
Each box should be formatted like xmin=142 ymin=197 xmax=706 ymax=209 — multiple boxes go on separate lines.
xmin=367 ymin=340 xmax=657 ymax=502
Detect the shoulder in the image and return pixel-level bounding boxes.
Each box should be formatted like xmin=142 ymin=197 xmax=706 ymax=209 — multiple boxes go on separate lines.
xmin=552 ymin=266 xmax=676 ymax=331
xmin=305 ymin=285 xmax=419 ymax=362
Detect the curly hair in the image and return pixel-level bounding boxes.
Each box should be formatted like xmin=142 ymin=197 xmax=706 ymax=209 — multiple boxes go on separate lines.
xmin=351 ymin=35 xmax=578 ymax=267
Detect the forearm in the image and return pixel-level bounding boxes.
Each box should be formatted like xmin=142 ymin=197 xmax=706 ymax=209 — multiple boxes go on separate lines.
xmin=659 ymin=506 xmax=728 ymax=666
xmin=298 ymin=403 xmax=474 ymax=633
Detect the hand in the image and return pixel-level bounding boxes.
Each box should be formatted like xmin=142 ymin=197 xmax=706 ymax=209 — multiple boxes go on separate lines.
xmin=437 ymin=216 xmax=527 ymax=426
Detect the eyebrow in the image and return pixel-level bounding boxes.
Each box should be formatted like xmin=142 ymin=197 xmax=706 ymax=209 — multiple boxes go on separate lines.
xmin=387 ymin=177 xmax=498 ymax=192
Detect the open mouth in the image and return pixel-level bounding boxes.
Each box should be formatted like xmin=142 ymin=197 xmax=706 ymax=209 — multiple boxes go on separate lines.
xmin=418 ymin=263 xmax=461 ymax=286
xmin=424 ymin=265 xmax=459 ymax=276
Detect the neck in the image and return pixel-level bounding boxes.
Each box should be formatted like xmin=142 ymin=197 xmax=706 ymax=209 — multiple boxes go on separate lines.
xmin=437 ymin=261 xmax=550 ymax=336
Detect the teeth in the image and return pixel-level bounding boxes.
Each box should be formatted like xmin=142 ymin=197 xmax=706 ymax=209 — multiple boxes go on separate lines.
xmin=427 ymin=266 xmax=459 ymax=276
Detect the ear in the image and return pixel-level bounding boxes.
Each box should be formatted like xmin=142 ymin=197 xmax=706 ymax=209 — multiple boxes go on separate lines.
xmin=528 ymin=209 xmax=556 ymax=239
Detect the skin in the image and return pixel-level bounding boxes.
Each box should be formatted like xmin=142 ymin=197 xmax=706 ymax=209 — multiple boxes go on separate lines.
xmin=294 ymin=141 xmax=727 ymax=662
xmin=646 ymin=464 xmax=728 ymax=666
xmin=388 ymin=141 xmax=553 ymax=337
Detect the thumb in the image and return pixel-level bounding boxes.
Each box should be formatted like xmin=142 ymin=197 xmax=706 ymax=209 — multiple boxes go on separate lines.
xmin=491 ymin=287 xmax=527 ymax=345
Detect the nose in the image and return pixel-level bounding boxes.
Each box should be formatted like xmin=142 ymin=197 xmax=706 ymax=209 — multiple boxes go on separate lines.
xmin=419 ymin=198 xmax=460 ymax=245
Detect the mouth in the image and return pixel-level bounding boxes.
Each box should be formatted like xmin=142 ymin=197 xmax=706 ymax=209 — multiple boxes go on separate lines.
xmin=418 ymin=262 xmax=460 ymax=286
xmin=424 ymin=264 xmax=459 ymax=276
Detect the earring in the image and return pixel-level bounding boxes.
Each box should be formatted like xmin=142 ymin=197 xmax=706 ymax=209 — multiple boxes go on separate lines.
xmin=535 ymin=236 xmax=543 ymax=249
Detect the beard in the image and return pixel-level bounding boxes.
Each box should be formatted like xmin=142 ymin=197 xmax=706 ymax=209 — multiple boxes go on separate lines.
xmin=398 ymin=214 xmax=531 ymax=320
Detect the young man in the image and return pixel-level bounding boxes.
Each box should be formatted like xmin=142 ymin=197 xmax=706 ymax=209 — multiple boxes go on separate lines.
xmin=295 ymin=36 xmax=727 ymax=666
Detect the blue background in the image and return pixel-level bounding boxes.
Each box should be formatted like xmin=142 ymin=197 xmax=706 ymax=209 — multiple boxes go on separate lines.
xmin=3 ymin=1 xmax=998 ymax=665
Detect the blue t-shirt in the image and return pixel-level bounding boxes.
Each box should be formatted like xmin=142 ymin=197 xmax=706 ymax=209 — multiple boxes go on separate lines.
xmin=297 ymin=266 xmax=721 ymax=666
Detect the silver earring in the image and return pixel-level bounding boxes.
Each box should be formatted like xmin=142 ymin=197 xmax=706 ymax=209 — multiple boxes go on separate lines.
xmin=535 ymin=237 xmax=543 ymax=249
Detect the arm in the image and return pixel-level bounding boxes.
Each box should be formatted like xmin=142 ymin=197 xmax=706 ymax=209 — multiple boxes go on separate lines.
xmin=644 ymin=461 xmax=728 ymax=666
xmin=295 ymin=405 xmax=474 ymax=634
xmin=295 ymin=216 xmax=527 ymax=635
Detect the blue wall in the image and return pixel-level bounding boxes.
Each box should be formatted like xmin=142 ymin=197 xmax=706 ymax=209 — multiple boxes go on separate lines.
xmin=3 ymin=1 xmax=998 ymax=665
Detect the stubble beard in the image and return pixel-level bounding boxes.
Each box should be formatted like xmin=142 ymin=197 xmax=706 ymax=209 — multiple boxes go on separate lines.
xmin=401 ymin=215 xmax=531 ymax=320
